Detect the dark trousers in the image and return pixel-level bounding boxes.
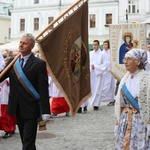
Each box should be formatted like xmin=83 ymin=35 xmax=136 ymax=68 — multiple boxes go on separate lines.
xmin=16 ymin=112 xmax=38 ymax=150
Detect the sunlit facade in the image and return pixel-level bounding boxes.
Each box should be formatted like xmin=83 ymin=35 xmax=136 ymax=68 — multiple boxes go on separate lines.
xmin=0 ymin=0 xmax=13 ymax=44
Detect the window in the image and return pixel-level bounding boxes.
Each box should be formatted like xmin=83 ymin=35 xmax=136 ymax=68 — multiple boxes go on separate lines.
xmin=128 ymin=0 xmax=139 ymax=13
xmin=34 ymin=0 xmax=39 ymax=4
xmin=106 ymin=13 xmax=112 ymax=24
xmin=48 ymin=17 xmax=54 ymax=29
xmin=34 ymin=18 xmax=39 ymax=31
xmin=8 ymin=9 xmax=11 ymax=16
xmin=8 ymin=28 xmax=11 ymax=39
xmin=48 ymin=17 xmax=54 ymax=24
xmin=90 ymin=14 xmax=96 ymax=28
xmin=20 ymin=19 xmax=25 ymax=31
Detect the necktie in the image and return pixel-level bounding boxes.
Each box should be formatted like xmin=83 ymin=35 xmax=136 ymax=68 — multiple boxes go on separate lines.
xmin=20 ymin=58 xmax=24 ymax=68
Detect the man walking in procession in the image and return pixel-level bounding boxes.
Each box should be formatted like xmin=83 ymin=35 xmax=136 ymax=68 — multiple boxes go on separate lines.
xmin=0 ymin=33 xmax=50 ymax=150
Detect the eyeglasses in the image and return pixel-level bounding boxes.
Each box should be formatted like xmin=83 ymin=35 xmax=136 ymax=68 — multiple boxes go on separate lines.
xmin=122 ymin=58 xmax=137 ymax=63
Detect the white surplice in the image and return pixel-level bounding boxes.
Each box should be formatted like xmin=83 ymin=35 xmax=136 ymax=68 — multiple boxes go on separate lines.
xmin=48 ymin=75 xmax=63 ymax=98
xmin=80 ymin=101 xmax=88 ymax=108
xmin=100 ymin=49 xmax=115 ymax=102
xmin=147 ymin=51 xmax=150 ymax=64
xmin=146 ymin=51 xmax=150 ymax=72
xmin=0 ymin=78 xmax=10 ymax=116
xmin=0 ymin=52 xmax=5 ymax=71
xmin=88 ymin=49 xmax=106 ymax=107
xmin=0 ymin=78 xmax=10 ymax=104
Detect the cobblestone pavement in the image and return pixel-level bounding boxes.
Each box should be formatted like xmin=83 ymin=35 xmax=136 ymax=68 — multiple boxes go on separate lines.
xmin=0 ymin=103 xmax=116 ymax=150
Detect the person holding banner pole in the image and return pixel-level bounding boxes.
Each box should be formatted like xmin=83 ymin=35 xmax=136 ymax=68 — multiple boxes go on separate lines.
xmin=114 ymin=48 xmax=150 ymax=149
xmin=0 ymin=33 xmax=50 ymax=150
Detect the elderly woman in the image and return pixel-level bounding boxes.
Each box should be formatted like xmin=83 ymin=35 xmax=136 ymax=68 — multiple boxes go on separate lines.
xmin=115 ymin=48 xmax=150 ymax=150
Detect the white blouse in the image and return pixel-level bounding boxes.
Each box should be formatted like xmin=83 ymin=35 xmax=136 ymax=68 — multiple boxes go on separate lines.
xmin=125 ymin=70 xmax=139 ymax=99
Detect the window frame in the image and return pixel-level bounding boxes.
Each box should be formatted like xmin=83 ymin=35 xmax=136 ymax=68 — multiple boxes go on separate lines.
xmin=20 ymin=18 xmax=25 ymax=32
xmin=105 ymin=13 xmax=112 ymax=25
xmin=48 ymin=17 xmax=54 ymax=29
xmin=89 ymin=14 xmax=96 ymax=28
xmin=128 ymin=0 xmax=139 ymax=14
xmin=34 ymin=18 xmax=39 ymax=31
xmin=34 ymin=0 xmax=39 ymax=4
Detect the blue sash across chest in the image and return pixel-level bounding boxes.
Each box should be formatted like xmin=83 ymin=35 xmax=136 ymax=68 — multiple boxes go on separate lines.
xmin=122 ymin=84 xmax=140 ymax=112
xmin=14 ymin=58 xmax=40 ymax=100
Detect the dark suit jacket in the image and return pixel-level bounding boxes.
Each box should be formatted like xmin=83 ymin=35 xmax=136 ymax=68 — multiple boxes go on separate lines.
xmin=0 ymin=53 xmax=50 ymax=119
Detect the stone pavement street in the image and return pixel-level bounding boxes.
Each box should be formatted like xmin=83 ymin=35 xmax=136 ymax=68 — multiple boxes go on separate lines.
xmin=0 ymin=103 xmax=116 ymax=150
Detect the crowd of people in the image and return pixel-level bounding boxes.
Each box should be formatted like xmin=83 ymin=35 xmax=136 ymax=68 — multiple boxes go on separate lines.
xmin=1 ymin=33 xmax=150 ymax=149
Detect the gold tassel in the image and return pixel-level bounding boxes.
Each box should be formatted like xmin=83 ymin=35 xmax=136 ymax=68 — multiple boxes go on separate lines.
xmin=38 ymin=120 xmax=47 ymax=131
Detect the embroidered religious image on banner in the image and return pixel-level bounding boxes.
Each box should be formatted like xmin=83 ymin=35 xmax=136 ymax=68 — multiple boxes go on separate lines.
xmin=36 ymin=1 xmax=91 ymax=116
xmin=70 ymin=37 xmax=87 ymax=82
xmin=109 ymin=23 xmax=146 ymax=81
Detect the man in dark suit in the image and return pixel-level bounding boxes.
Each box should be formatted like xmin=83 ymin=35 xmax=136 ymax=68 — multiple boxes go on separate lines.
xmin=0 ymin=33 xmax=50 ymax=150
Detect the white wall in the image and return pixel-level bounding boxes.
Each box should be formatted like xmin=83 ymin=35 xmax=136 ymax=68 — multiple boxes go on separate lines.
xmin=0 ymin=0 xmax=13 ymax=44
xmin=0 ymin=17 xmax=11 ymax=44
xmin=119 ymin=0 xmax=150 ymax=23
xmin=11 ymin=0 xmax=119 ymax=43
xmin=89 ymin=2 xmax=118 ymax=43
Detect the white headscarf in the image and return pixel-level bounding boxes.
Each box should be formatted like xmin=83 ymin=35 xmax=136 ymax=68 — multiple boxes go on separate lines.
xmin=125 ymin=48 xmax=147 ymax=69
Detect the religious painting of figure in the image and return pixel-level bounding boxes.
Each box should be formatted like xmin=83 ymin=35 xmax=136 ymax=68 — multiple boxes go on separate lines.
xmin=119 ymin=32 xmax=133 ymax=64
xmin=133 ymin=39 xmax=138 ymax=48
xmin=70 ymin=36 xmax=87 ymax=81
xmin=109 ymin=23 xmax=146 ymax=81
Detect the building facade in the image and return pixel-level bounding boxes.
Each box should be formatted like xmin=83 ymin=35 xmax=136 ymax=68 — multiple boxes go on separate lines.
xmin=10 ymin=0 xmax=150 ymax=44
xmin=0 ymin=0 xmax=13 ymax=44
xmin=10 ymin=0 xmax=118 ymax=44
xmin=119 ymin=0 xmax=150 ymax=39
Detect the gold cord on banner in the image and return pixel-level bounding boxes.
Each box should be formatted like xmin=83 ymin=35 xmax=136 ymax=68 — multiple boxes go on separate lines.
xmin=36 ymin=0 xmax=87 ymax=42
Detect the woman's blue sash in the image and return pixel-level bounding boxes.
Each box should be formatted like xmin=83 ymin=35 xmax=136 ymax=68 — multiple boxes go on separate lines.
xmin=122 ymin=84 xmax=140 ymax=112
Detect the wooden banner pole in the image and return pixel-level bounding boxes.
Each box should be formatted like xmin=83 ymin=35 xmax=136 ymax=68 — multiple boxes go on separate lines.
xmin=0 ymin=53 xmax=21 ymax=79
xmin=36 ymin=0 xmax=85 ymax=40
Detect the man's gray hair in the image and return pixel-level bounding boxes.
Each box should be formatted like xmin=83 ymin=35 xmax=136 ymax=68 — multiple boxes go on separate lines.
xmin=22 ymin=33 xmax=35 ymax=46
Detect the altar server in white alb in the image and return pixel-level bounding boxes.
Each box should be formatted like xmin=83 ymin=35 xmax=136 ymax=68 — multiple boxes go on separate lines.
xmin=100 ymin=40 xmax=115 ymax=105
xmin=88 ymin=40 xmax=105 ymax=111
